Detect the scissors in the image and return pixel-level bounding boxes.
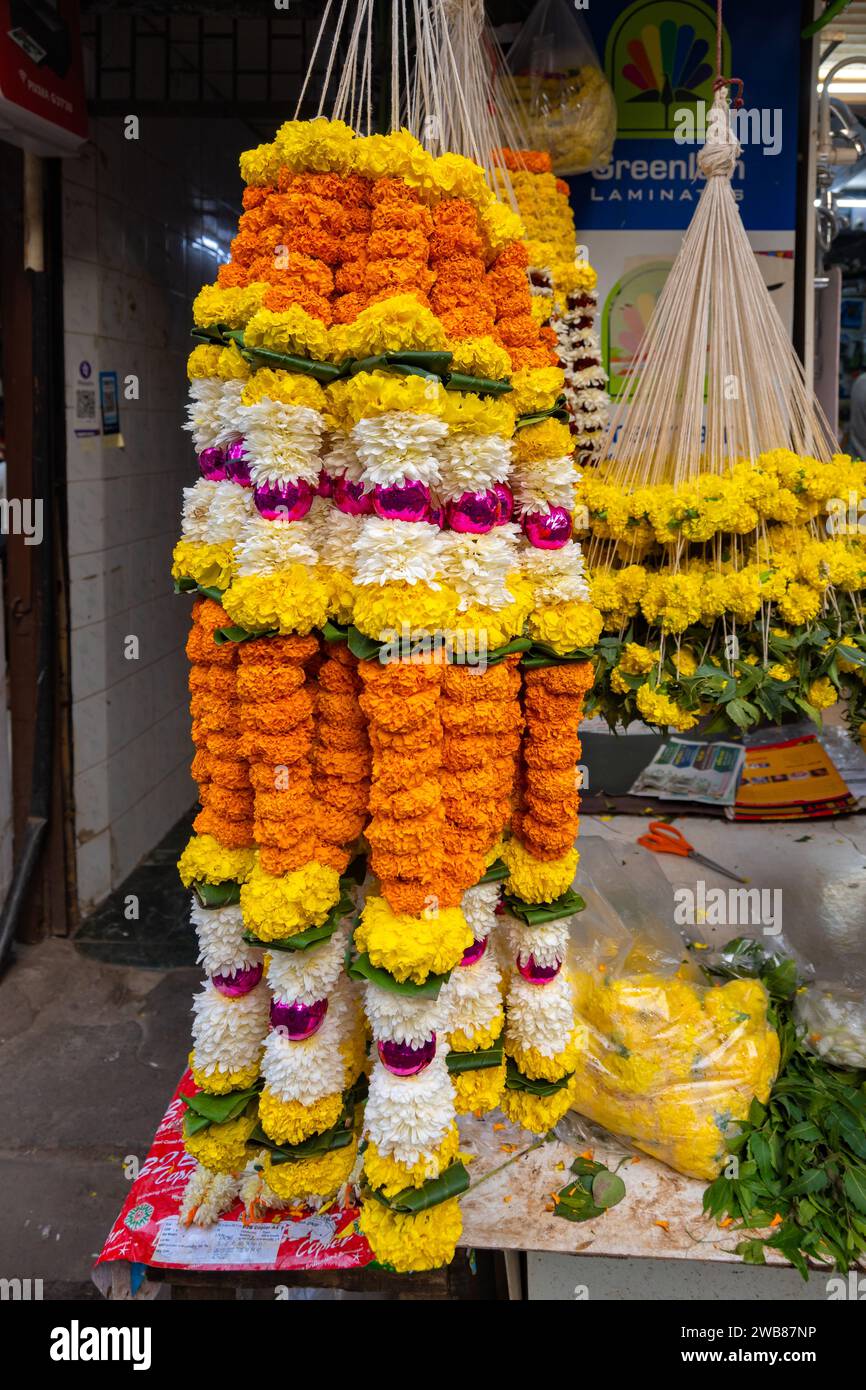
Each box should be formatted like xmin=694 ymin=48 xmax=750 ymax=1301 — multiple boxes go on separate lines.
xmin=636 ymin=821 xmax=748 ymax=884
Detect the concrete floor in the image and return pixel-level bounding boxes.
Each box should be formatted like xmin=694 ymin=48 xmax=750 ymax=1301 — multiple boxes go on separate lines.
xmin=0 ymin=813 xmax=863 ymax=1300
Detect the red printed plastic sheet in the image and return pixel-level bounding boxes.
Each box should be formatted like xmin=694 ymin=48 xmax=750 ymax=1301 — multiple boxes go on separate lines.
xmin=95 ymin=1070 xmax=373 ymax=1277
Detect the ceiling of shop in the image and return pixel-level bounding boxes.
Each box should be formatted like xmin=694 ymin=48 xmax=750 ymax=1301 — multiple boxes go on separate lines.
xmin=818 ymin=1 xmax=866 ymax=102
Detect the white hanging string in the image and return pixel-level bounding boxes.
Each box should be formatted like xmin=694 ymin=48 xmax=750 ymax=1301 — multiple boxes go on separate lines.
xmin=602 ymin=87 xmax=836 ymax=491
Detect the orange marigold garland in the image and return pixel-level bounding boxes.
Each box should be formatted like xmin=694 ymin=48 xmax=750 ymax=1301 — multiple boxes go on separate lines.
xmin=500 ymin=660 xmax=594 ymax=1133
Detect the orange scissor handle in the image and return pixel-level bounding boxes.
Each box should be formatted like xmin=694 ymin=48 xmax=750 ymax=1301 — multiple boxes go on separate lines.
xmin=636 ymin=821 xmax=694 ymax=857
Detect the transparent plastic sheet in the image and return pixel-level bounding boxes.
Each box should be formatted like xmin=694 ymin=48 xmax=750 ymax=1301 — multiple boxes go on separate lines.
xmin=559 ymin=871 xmax=781 ymax=1181
xmin=795 ymin=984 xmax=866 ymax=1069
xmin=504 ymin=0 xmax=616 ymax=174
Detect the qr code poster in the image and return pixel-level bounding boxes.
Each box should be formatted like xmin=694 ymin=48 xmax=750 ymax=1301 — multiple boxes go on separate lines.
xmin=73 ymin=360 xmax=99 ymax=437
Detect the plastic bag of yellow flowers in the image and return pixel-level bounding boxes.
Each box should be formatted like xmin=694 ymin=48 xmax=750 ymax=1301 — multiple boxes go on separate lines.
xmin=566 ymin=894 xmax=780 ymax=1182
xmin=505 ymin=0 xmax=616 ymax=175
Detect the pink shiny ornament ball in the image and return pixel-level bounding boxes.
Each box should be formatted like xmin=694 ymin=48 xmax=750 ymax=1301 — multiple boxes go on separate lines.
xmin=253 ymin=477 xmax=313 ymax=522
xmin=225 ymin=439 xmax=252 ymax=486
xmin=446 ymin=489 xmax=499 ymax=534
xmin=333 ymin=475 xmax=374 ymax=516
xmin=212 ymin=961 xmax=263 ymax=997
xmin=459 ymin=936 xmax=488 ymax=968
xmin=372 ymin=479 xmax=431 ymax=523
xmin=198 ymin=446 xmax=227 ymax=482
xmin=517 ymin=953 xmax=562 ymax=985
xmin=522 ymin=506 xmax=572 ymax=549
xmin=270 ymin=995 xmax=328 ymax=1041
xmin=493 ymin=481 xmax=514 ymax=525
xmin=378 ymin=1033 xmax=437 ymax=1076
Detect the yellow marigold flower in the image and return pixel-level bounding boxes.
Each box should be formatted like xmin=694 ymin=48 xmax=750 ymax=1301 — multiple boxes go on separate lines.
xmin=240 ymin=860 xmax=341 ymax=941
xmin=184 ymin=1111 xmax=257 ymax=1173
xmin=330 ymin=295 xmax=447 ymax=361
xmin=258 ymin=1088 xmax=343 ymax=1145
xmin=528 ymin=600 xmax=603 ymax=653
xmin=241 ymin=368 xmax=326 ymax=411
xmin=217 ymin=342 xmax=251 ymax=380
xmin=363 ymin=1126 xmax=459 ymax=1198
xmin=187 ymin=344 xmax=222 ymax=379
xmin=439 ymin=391 xmax=516 ymax=438
xmin=479 ymin=199 xmax=525 ymax=256
xmin=178 ymin=834 xmax=255 ymax=888
xmin=777 ymin=579 xmax=821 ymax=626
xmin=635 ymin=683 xmax=698 ymax=732
xmin=359 ymin=1197 xmax=463 ymax=1273
xmin=262 ymin=1138 xmax=357 ymax=1201
xmin=672 ymin=647 xmax=698 ymax=678
xmin=449 ymin=336 xmax=513 ymax=382
xmin=325 ymin=371 xmax=446 ymax=430
xmin=352 ymin=579 xmax=459 ymax=641
xmin=503 ymin=839 xmax=578 ymax=904
xmin=449 ymin=1015 xmax=504 ymax=1053
xmin=222 ymin=568 xmax=330 ymax=636
xmin=451 ymin=1060 xmax=507 ymax=1115
xmin=171 ymin=539 xmax=235 ymax=593
xmin=619 ymin=642 xmax=658 ymax=675
xmin=507 ymin=1037 xmax=578 ymax=1083
xmin=808 ymin=676 xmax=838 ymax=710
xmin=244 ymin=305 xmax=331 ymax=362
xmin=193 ymin=283 xmax=265 ymax=330
xmin=609 ymin=667 xmax=631 ymax=695
xmin=238 ymin=141 xmax=283 ymax=186
xmin=354 ymin=896 xmax=472 ymax=984
xmin=500 ymin=1079 xmax=573 ymax=1134
xmin=512 ymin=417 xmax=574 ymax=464
xmin=453 ymin=576 xmax=534 ymax=650
xmin=190 ymin=1055 xmax=261 ymax=1095
xmin=321 ymin=566 xmax=356 ymax=626
xmin=508 ymin=365 xmax=565 ymax=415
xmin=273 ymin=116 xmax=355 ymax=174
xmin=767 ymin=662 xmax=793 ymax=681
xmin=353 ymin=129 xmax=437 ymax=190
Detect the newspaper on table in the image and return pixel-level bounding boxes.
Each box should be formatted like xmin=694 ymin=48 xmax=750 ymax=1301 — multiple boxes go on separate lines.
xmin=628 ymin=738 xmax=745 ymax=806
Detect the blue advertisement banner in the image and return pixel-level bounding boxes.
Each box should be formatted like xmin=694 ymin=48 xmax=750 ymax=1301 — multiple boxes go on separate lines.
xmin=568 ymin=0 xmax=802 ymax=232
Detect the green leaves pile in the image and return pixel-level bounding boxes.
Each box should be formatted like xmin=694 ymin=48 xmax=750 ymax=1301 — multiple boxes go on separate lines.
xmin=701 ymin=941 xmax=866 ymax=1278
xmin=554 ymin=1155 xmax=627 ymax=1223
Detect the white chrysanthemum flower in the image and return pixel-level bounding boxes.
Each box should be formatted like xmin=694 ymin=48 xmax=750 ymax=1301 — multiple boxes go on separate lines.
xmin=212 ymin=379 xmax=248 ymax=449
xmin=191 ymin=980 xmax=270 ymax=1076
xmin=519 ymin=538 xmax=591 ymax=605
xmin=351 ymin=413 xmax=447 ymax=487
xmin=266 ymin=927 xmax=349 ymax=1007
xmin=569 ymin=366 xmax=608 ymax=391
xmin=183 ymin=378 xmax=226 ymax=452
xmin=305 ymin=500 xmax=364 ymax=570
xmin=502 ymin=913 xmax=570 ymax=971
xmin=351 ymin=516 xmax=445 ymax=587
xmin=512 ymin=455 xmax=577 ymax=512
xmin=241 ymin=400 xmax=324 ymax=486
xmin=192 ymin=899 xmax=261 ymax=978
xmin=260 ymin=981 xmax=356 ymax=1105
xmin=364 ymin=1054 xmax=455 ymax=1166
xmin=179 ymin=1165 xmax=241 ymax=1226
xmin=461 ymin=882 xmax=499 ymax=941
xmin=438 ymin=433 xmax=512 ymax=498
xmin=442 ymin=948 xmax=503 ymax=1037
xmin=363 ymin=981 xmax=447 ymax=1047
xmin=504 ymin=969 xmax=575 ymax=1058
xmin=181 ymin=479 xmax=223 ymax=543
xmin=439 ymin=527 xmax=519 ymax=611
xmin=206 ymin=480 xmax=255 ymax=542
xmin=233 ymin=512 xmax=319 ymax=577
xmin=323 ymin=429 xmax=363 ymax=482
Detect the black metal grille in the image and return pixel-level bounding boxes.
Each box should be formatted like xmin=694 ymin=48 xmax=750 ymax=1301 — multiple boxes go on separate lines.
xmin=81 ymin=6 xmax=336 ymax=124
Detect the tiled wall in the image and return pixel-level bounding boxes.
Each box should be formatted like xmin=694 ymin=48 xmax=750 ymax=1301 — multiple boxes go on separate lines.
xmin=63 ymin=116 xmax=247 ymax=912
